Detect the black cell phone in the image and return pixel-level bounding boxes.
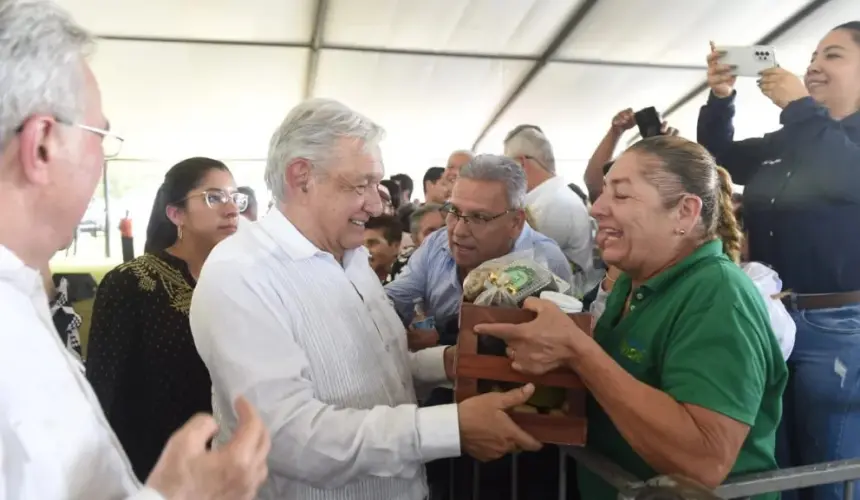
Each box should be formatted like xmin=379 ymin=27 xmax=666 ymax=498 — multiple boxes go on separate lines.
xmin=635 ymin=106 xmax=663 ymax=138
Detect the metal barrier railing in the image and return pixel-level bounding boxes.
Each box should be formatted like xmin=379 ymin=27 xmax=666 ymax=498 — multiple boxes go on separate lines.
xmin=714 ymin=458 xmax=860 ymax=499
xmin=616 ymin=459 xmax=860 ymax=499
xmin=434 ymin=444 xmax=860 ymax=499
xmin=482 ymin=447 xmax=860 ymax=500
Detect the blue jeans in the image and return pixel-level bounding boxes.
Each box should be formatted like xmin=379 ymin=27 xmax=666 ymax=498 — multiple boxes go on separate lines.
xmin=778 ymin=303 xmax=860 ymax=500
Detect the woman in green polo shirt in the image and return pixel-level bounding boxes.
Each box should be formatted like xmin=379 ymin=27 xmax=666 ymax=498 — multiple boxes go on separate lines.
xmin=476 ymin=135 xmax=788 ymax=499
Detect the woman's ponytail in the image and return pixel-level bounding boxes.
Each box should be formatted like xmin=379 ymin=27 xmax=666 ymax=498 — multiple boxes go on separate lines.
xmin=143 ymin=184 xmax=177 ymax=254
xmin=715 ymin=166 xmax=743 ymax=263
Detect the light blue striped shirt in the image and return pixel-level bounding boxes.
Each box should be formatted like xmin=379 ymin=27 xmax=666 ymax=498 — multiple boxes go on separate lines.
xmin=384 ymin=224 xmax=573 ymax=326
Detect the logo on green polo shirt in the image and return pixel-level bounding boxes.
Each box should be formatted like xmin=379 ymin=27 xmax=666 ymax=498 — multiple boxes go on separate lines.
xmin=620 ymin=338 xmax=646 ymax=363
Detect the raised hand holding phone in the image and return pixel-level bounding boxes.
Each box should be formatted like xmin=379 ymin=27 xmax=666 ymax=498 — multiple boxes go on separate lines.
xmin=707 ymin=41 xmax=737 ymax=98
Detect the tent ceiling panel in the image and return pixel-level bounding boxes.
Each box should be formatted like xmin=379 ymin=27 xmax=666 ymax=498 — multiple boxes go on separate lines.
xmin=741 ymin=0 xmax=859 ymax=74
xmin=475 ymin=64 xmax=704 ymax=173
xmin=314 ymin=49 xmax=532 ymax=176
xmin=91 ymin=40 xmax=307 ymax=161
xmin=556 ymin=0 xmax=813 ymax=66
xmin=664 ymin=0 xmax=857 ymax=145
xmin=57 ymin=0 xmax=315 ymax=43
xmin=323 ymin=0 xmax=583 ymax=56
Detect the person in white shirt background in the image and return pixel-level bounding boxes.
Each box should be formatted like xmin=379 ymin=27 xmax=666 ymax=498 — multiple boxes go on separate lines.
xmin=503 ymin=124 xmax=599 ymax=296
xmin=0 ymin=0 xmax=270 ymax=498
xmin=190 ymin=98 xmax=542 ymax=500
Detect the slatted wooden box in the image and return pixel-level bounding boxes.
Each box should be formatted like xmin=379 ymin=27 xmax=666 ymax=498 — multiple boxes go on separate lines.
xmin=454 ymin=302 xmax=592 ymax=446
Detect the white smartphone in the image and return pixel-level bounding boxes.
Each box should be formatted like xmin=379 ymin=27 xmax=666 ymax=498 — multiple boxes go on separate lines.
xmin=716 ymin=45 xmax=778 ymax=77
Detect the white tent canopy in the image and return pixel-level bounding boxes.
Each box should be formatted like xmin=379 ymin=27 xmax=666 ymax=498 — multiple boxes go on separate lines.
xmin=58 ymin=0 xmax=856 ymax=190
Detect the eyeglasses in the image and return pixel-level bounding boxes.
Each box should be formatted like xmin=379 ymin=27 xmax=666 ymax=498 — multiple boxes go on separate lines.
xmin=441 ymin=202 xmax=515 ymax=228
xmin=184 ymin=189 xmax=249 ymax=212
xmin=378 ymin=187 xmax=392 ymax=203
xmin=15 ymin=117 xmax=124 ymax=158
xmin=518 ymin=154 xmax=551 ymax=172
xmin=73 ymin=122 xmax=124 ymax=158
xmin=322 ymin=171 xmax=381 ymax=199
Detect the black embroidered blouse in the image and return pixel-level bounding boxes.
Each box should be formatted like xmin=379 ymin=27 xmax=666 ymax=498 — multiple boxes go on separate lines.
xmin=86 ymin=250 xmax=212 ymax=481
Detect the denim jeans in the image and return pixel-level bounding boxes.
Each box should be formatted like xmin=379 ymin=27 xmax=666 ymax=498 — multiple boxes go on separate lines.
xmin=778 ymin=303 xmax=860 ymax=500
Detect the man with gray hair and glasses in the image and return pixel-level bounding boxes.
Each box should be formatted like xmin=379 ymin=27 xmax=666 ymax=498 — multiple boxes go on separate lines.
xmin=385 ymin=154 xmax=572 ymax=339
xmin=0 ymin=1 xmax=271 ymax=498
xmin=190 ymin=98 xmax=542 ymax=500
xmin=505 ymin=124 xmax=599 ymax=296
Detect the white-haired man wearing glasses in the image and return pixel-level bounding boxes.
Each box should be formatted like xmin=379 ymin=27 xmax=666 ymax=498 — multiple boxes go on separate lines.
xmin=0 ymin=1 xmax=270 ymax=498
xmin=190 ymin=98 xmax=542 ymax=500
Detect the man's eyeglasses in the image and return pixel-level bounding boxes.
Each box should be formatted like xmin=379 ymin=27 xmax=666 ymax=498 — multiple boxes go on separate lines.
xmin=441 ymin=202 xmax=515 ymax=227
xmin=184 ymin=189 xmax=249 ymax=212
xmin=15 ymin=117 xmax=124 ymax=158
xmin=75 ymin=122 xmax=124 ymax=158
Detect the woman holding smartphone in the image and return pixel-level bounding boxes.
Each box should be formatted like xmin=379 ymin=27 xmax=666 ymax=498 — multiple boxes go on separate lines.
xmin=699 ymin=22 xmax=860 ymax=500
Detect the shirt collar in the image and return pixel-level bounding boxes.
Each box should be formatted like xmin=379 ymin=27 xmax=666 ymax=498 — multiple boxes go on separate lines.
xmin=0 ymin=244 xmax=44 ymax=297
xmin=525 ymin=175 xmax=565 ymax=205
xmin=617 ymin=239 xmax=725 ymax=295
xmin=258 ymin=208 xmax=370 ymax=266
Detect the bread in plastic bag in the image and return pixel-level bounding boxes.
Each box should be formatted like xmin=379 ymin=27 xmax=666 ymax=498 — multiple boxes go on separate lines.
xmin=463 ymin=250 xmax=563 ymax=307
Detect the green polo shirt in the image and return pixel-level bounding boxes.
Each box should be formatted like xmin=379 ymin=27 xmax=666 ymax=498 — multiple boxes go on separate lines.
xmin=578 ymin=240 xmax=787 ymax=500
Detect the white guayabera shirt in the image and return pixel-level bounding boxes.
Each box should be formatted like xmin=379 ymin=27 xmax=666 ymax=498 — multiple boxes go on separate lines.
xmin=0 ymin=245 xmax=163 ymax=500
xmin=190 ymin=210 xmax=461 ymax=500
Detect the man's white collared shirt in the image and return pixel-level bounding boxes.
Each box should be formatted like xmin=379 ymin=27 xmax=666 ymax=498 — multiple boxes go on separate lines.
xmin=190 ymin=210 xmax=460 ymax=500
xmin=525 ymin=176 xmax=600 ymax=295
xmin=0 ymin=246 xmax=162 ymax=500
xmin=525 ymin=176 xmax=593 ymax=272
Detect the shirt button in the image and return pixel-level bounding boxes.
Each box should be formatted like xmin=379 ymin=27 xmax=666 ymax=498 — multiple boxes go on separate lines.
xmin=635 ymin=293 xmax=643 ymax=300
xmin=770 ymin=198 xmax=775 ymax=204
xmin=770 ymin=231 xmax=774 ymax=236
xmin=630 ymin=305 xmax=636 ymax=311
xmin=786 ymin=172 xmax=792 ymax=177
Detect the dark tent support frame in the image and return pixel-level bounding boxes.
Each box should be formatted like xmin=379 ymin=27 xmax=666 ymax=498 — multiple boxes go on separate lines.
xmin=470 ymin=0 xmax=600 ymax=150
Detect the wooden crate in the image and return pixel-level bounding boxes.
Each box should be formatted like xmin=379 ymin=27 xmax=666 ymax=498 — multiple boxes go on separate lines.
xmin=454 ymin=302 xmax=592 ymax=446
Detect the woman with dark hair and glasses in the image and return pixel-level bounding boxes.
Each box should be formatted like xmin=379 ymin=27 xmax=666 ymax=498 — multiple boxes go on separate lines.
xmin=86 ymin=157 xmax=246 ymax=480
xmin=702 ymin=23 xmax=860 ymax=499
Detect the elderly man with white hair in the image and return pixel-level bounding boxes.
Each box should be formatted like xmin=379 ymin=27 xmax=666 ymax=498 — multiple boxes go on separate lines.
xmin=0 ymin=1 xmax=270 ymax=499
xmin=190 ymin=98 xmax=541 ymax=500
xmin=504 ymin=125 xmax=599 ymax=296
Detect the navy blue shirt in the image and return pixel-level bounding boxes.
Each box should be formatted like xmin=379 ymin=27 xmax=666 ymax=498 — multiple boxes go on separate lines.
xmin=698 ymin=92 xmax=860 ymax=294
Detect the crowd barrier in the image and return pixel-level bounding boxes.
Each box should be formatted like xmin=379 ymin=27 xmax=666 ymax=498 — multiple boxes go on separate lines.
xmin=449 ymin=447 xmax=860 ymax=499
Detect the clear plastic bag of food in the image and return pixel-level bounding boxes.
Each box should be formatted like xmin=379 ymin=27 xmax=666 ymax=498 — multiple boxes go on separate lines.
xmin=462 ymin=251 xmax=533 ymax=303
xmin=463 ymin=250 xmax=561 ymax=307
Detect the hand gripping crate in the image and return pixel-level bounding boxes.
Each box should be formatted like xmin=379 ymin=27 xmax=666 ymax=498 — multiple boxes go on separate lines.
xmin=454 ymin=302 xmax=592 ymax=446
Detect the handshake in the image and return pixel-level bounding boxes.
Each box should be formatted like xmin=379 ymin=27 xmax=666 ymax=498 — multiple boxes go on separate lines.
xmin=457 ymin=383 xmax=542 ymax=461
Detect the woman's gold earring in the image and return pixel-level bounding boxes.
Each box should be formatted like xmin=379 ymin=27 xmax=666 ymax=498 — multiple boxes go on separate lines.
xmin=177 ymin=225 xmax=184 ymax=241
xmin=677 ymin=228 xmax=686 ymax=235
